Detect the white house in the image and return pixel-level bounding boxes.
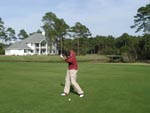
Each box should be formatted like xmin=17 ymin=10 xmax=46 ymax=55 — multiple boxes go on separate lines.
xmin=5 ymin=33 xmax=58 ymax=56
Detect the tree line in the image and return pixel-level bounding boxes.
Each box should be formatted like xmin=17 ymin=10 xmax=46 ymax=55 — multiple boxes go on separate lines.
xmin=64 ymin=33 xmax=150 ymax=61
xmin=0 ymin=3 xmax=150 ymax=61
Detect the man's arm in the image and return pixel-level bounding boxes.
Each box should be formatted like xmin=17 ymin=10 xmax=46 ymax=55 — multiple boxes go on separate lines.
xmin=65 ymin=55 xmax=73 ymax=63
xmin=60 ymin=54 xmax=69 ymax=61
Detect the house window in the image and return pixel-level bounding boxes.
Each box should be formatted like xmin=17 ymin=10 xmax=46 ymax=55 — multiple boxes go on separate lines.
xmin=30 ymin=50 xmax=33 ymax=53
xmin=42 ymin=49 xmax=46 ymax=53
xmin=35 ymin=43 xmax=39 ymax=47
xmin=36 ymin=49 xmax=39 ymax=54
xmin=24 ymin=49 xmax=28 ymax=53
xmin=41 ymin=41 xmax=46 ymax=46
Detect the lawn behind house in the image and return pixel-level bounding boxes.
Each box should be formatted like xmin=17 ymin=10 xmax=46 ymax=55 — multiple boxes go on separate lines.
xmin=0 ymin=55 xmax=110 ymax=62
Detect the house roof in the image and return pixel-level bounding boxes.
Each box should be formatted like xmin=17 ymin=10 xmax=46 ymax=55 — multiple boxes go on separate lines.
xmin=24 ymin=33 xmax=47 ymax=43
xmin=6 ymin=33 xmax=47 ymax=50
xmin=6 ymin=41 xmax=31 ymax=49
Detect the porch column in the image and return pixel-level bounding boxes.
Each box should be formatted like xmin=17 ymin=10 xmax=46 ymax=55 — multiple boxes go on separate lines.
xmin=34 ymin=44 xmax=36 ymax=54
xmin=39 ymin=43 xmax=41 ymax=55
xmin=46 ymin=43 xmax=48 ymax=55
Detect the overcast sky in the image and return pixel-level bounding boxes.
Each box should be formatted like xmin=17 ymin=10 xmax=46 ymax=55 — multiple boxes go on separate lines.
xmin=0 ymin=0 xmax=150 ymax=37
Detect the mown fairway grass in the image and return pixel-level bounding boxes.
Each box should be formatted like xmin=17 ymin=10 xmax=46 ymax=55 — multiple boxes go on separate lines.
xmin=0 ymin=61 xmax=150 ymax=113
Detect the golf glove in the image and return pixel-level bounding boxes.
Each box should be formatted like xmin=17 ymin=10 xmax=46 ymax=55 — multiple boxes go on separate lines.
xmin=60 ymin=54 xmax=63 ymax=58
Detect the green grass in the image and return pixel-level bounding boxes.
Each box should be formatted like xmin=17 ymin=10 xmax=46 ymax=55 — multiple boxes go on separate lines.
xmin=0 ymin=62 xmax=150 ymax=113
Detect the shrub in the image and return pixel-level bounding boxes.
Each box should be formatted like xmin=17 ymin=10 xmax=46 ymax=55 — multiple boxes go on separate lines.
xmin=0 ymin=43 xmax=5 ymax=55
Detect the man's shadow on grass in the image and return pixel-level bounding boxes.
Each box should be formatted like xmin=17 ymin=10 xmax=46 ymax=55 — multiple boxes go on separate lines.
xmin=60 ymin=83 xmax=78 ymax=95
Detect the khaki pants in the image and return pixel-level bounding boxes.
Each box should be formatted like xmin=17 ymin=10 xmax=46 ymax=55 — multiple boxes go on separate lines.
xmin=64 ymin=69 xmax=84 ymax=94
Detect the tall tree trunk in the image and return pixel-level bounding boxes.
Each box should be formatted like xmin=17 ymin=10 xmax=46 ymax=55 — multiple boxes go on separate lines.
xmin=77 ymin=37 xmax=80 ymax=55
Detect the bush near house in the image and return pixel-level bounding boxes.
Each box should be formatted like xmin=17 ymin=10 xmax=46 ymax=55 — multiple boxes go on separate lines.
xmin=0 ymin=43 xmax=5 ymax=55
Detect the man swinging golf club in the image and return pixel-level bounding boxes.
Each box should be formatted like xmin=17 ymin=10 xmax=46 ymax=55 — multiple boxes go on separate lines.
xmin=60 ymin=49 xmax=84 ymax=97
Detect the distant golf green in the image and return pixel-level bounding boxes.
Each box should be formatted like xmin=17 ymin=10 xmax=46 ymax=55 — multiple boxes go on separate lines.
xmin=0 ymin=61 xmax=150 ymax=113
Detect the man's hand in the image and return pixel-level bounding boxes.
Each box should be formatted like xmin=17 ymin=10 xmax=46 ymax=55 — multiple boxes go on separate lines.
xmin=60 ymin=54 xmax=63 ymax=58
xmin=60 ymin=54 xmax=65 ymax=60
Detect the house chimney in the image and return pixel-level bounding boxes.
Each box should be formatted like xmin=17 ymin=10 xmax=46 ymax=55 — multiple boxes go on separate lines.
xmin=42 ymin=32 xmax=45 ymax=36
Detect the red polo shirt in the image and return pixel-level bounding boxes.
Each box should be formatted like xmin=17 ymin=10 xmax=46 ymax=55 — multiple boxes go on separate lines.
xmin=65 ymin=50 xmax=78 ymax=70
